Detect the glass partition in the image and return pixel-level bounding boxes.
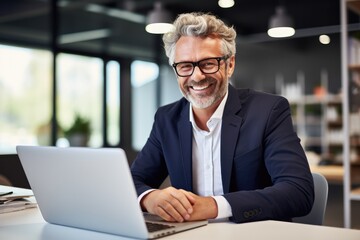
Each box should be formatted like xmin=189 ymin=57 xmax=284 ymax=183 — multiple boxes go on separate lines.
xmin=106 ymin=60 xmax=120 ymax=146
xmin=57 ymin=53 xmax=103 ymax=147
xmin=131 ymin=60 xmax=159 ymax=151
xmin=0 ymin=44 xmax=52 ymax=153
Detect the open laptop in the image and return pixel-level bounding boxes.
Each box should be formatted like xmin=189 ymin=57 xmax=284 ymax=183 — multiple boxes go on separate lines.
xmin=16 ymin=146 xmax=207 ymax=239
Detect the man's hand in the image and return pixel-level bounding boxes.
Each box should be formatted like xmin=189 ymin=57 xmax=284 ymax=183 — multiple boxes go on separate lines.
xmin=140 ymin=187 xmax=194 ymax=222
xmin=140 ymin=187 xmax=218 ymax=222
xmin=184 ymin=191 xmax=218 ymax=221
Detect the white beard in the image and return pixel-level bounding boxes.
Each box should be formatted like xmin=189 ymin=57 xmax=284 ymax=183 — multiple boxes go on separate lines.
xmin=181 ymin=78 xmax=228 ymax=109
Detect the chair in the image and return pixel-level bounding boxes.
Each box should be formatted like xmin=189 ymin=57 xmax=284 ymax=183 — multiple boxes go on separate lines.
xmin=292 ymin=172 xmax=328 ymax=225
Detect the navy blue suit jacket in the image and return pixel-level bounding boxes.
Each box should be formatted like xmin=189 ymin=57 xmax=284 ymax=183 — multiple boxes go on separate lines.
xmin=131 ymin=84 xmax=314 ymax=223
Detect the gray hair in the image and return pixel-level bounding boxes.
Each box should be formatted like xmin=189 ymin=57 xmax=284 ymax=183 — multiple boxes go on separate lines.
xmin=163 ymin=12 xmax=237 ymax=65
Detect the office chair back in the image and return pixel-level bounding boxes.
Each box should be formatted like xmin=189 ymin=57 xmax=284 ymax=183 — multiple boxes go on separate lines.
xmin=292 ymin=172 xmax=328 ymax=225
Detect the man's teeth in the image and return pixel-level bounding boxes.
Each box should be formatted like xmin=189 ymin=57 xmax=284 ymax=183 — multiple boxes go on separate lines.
xmin=192 ymin=85 xmax=209 ymax=90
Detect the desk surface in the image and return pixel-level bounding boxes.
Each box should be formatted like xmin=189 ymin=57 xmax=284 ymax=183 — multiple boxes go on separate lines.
xmin=1 ymin=185 xmax=360 ymax=240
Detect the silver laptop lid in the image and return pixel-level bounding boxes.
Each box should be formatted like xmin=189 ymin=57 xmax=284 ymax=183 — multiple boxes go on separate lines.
xmin=17 ymin=146 xmax=149 ymax=239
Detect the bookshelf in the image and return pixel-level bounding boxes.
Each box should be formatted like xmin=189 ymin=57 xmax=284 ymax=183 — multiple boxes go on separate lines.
xmin=281 ymin=71 xmax=345 ymax=167
xmin=341 ymin=0 xmax=360 ymax=229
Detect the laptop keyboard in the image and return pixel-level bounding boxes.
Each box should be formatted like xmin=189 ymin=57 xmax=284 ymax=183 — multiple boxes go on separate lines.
xmin=146 ymin=222 xmax=175 ymax=233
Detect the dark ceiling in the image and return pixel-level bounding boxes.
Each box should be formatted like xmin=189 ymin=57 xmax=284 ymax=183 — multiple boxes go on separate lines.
xmin=0 ymin=0 xmax=357 ymax=59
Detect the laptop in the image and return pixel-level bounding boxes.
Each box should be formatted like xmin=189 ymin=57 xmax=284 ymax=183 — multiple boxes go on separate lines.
xmin=16 ymin=146 xmax=207 ymax=239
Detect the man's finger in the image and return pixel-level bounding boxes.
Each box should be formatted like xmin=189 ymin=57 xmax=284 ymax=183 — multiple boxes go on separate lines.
xmin=156 ymin=206 xmax=178 ymax=222
xmin=169 ymin=189 xmax=194 ymax=214
xmin=179 ymin=189 xmax=196 ymax=205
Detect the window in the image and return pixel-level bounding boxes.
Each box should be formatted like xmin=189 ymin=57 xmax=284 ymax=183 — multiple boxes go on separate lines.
xmin=0 ymin=45 xmax=52 ymax=153
xmin=131 ymin=60 xmax=159 ymax=151
xmin=106 ymin=61 xmax=120 ymax=146
xmin=57 ymin=53 xmax=103 ymax=147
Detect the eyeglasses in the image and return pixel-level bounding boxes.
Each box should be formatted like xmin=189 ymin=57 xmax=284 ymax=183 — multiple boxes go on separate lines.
xmin=172 ymin=55 xmax=229 ymax=77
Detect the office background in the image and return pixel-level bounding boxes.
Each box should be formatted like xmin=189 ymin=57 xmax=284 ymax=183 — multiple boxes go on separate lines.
xmin=0 ymin=0 xmax=359 ymax=229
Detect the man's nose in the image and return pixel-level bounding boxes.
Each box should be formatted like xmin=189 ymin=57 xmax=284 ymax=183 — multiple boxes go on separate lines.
xmin=191 ymin=66 xmax=206 ymax=81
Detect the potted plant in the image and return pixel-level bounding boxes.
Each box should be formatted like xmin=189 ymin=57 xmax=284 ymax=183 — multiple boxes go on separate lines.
xmin=64 ymin=114 xmax=91 ymax=147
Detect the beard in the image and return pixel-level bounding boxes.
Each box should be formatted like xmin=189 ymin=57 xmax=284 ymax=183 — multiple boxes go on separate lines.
xmin=180 ymin=77 xmax=228 ymax=109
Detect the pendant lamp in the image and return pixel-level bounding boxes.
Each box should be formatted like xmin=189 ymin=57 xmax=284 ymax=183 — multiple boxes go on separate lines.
xmin=145 ymin=2 xmax=174 ymax=34
xmin=267 ymin=6 xmax=295 ymax=38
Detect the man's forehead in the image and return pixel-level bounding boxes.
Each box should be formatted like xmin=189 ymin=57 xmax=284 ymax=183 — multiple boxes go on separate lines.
xmin=174 ymin=36 xmax=222 ymax=57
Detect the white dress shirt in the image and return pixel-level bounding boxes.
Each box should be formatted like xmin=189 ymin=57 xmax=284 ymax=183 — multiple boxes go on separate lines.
xmin=138 ymin=93 xmax=233 ymax=219
xmin=189 ymin=92 xmax=232 ymax=219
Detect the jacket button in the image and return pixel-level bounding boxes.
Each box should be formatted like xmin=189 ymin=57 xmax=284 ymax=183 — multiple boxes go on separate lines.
xmin=243 ymin=208 xmax=262 ymax=219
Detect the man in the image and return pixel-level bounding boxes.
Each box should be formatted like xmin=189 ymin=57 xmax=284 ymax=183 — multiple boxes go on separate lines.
xmin=131 ymin=12 xmax=314 ymax=224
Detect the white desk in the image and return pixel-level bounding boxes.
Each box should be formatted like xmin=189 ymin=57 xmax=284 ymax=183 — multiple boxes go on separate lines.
xmin=1 ymin=185 xmax=360 ymax=240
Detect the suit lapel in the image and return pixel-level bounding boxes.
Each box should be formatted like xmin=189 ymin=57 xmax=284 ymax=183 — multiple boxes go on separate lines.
xmin=221 ymin=85 xmax=243 ymax=193
xmin=177 ymin=103 xmax=193 ymax=191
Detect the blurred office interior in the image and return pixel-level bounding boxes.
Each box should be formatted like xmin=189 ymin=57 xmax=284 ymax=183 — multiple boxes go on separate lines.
xmin=0 ymin=0 xmax=359 ymax=229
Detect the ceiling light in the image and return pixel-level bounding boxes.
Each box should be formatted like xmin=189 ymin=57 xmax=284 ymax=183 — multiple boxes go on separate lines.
xmin=319 ymin=35 xmax=330 ymax=44
xmin=218 ymin=0 xmax=235 ymax=8
xmin=86 ymin=4 xmax=145 ymax=24
xmin=145 ymin=2 xmax=174 ymax=34
xmin=59 ymin=29 xmax=111 ymax=44
xmin=267 ymin=6 xmax=295 ymax=38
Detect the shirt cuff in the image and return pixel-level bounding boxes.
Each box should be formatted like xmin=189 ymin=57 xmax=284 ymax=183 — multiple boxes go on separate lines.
xmin=212 ymin=196 xmax=233 ymax=219
xmin=138 ymin=189 xmax=156 ymax=207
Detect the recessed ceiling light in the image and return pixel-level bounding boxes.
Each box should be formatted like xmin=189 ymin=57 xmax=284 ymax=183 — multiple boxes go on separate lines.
xmin=319 ymin=35 xmax=331 ymax=45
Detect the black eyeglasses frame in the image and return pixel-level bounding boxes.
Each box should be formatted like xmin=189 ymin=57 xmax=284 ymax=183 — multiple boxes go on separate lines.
xmin=172 ymin=55 xmax=230 ymax=77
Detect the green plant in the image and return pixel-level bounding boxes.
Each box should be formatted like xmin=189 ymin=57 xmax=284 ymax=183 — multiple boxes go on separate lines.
xmin=305 ymin=104 xmax=322 ymax=116
xmin=64 ymin=114 xmax=91 ymax=137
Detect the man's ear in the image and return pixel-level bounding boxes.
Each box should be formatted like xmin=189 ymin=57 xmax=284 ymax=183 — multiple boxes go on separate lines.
xmin=227 ymin=55 xmax=235 ymax=77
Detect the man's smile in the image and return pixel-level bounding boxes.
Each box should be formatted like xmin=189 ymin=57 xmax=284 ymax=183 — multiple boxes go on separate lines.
xmin=190 ymin=83 xmax=212 ymax=91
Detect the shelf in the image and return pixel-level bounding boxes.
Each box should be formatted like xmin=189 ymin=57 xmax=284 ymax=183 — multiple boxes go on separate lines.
xmin=327 ymin=120 xmax=342 ymax=127
xmin=310 ymin=164 xmax=360 ymax=185
xmin=288 ymin=94 xmax=342 ymax=105
xmin=351 ymin=161 xmax=360 ymax=166
xmin=305 ymin=137 xmax=323 ymax=146
xmin=327 ymin=143 xmax=360 ymax=148
xmin=327 ymin=143 xmax=343 ymax=148
xmin=351 ymin=166 xmax=360 ymax=184
xmin=310 ymin=165 xmax=343 ymax=184
xmin=348 ymin=0 xmax=360 ymax=15
xmin=305 ymin=117 xmax=322 ymax=125
xmin=350 ymin=187 xmax=360 ymax=200
xmin=349 ymin=64 xmax=360 ymax=71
